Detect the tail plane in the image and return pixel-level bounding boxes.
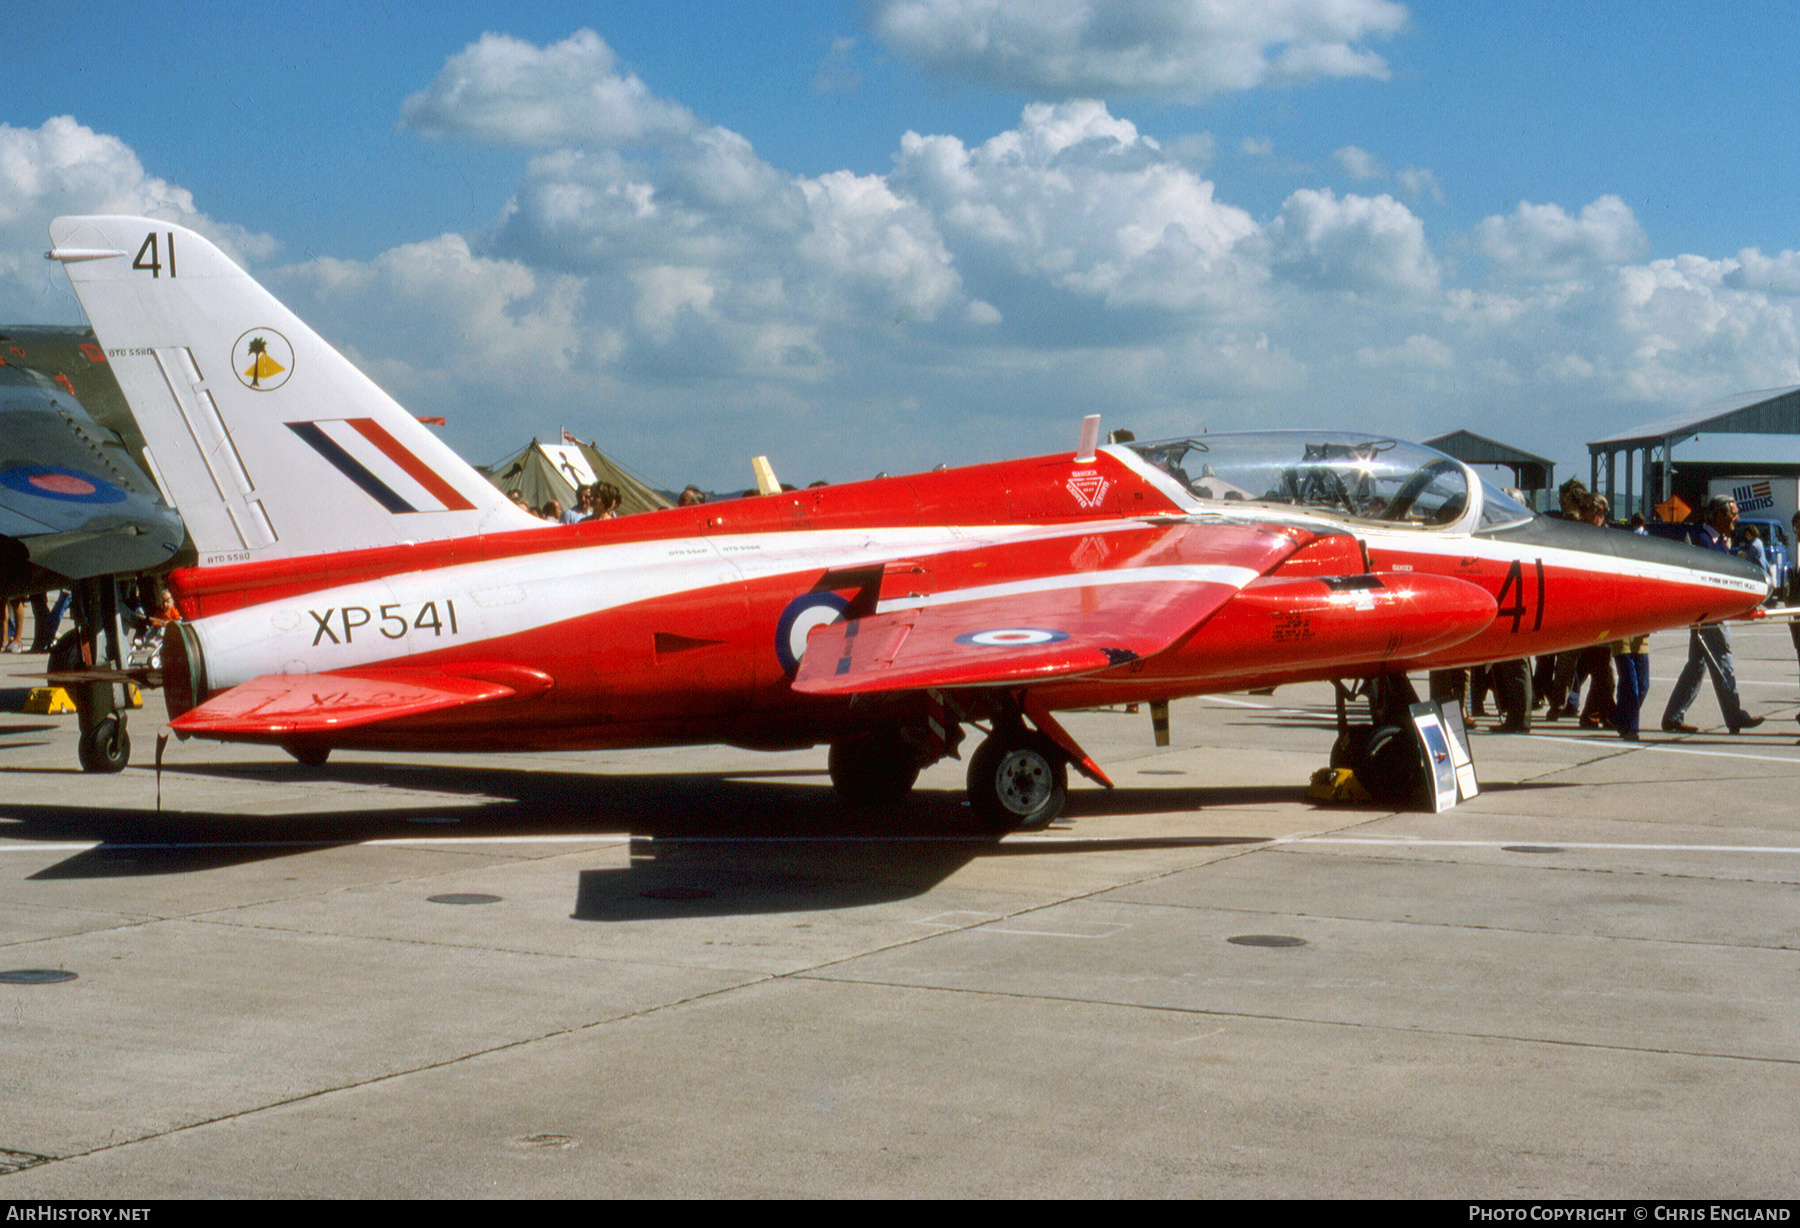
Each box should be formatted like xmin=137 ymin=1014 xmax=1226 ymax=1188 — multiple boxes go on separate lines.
xmin=48 ymin=216 xmax=534 ymax=565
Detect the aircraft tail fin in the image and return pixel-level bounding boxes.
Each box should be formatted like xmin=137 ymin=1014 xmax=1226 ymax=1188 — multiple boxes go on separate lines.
xmin=48 ymin=216 xmax=536 ymax=565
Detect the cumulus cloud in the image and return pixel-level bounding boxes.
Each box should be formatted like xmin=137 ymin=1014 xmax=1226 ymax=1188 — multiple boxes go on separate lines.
xmin=892 ymin=100 xmax=1261 ymax=316
xmin=1268 ymin=188 xmax=1437 ymax=296
xmin=867 ymin=0 xmax=1408 ymax=99
xmin=382 ymin=36 xmax=1800 ymax=475
xmin=1472 ymin=195 xmax=1647 ymax=280
xmin=1423 ymin=250 xmax=1800 ymax=420
xmin=1396 ymin=166 xmax=1443 ymax=203
xmin=373 ymin=48 xmax=1800 ymax=483
xmin=34 ymin=28 xmax=1800 ymax=492
xmin=1726 ymin=248 xmax=1800 ymax=297
xmin=482 ymin=89 xmax=1264 ymax=379
xmin=799 ymin=171 xmax=961 ymax=321
xmin=1605 ymin=255 xmax=1800 ymax=404
xmin=267 ymin=233 xmax=589 ymax=410
xmin=1332 ymin=145 xmax=1384 ymax=179
xmin=492 ymin=129 xmax=808 ymax=281
xmin=400 ymin=29 xmax=696 ymax=147
xmin=0 ymin=116 xmax=275 ymax=320
xmin=493 ymin=175 xmax=824 ymax=382
xmin=480 ymin=116 xmax=964 ymax=384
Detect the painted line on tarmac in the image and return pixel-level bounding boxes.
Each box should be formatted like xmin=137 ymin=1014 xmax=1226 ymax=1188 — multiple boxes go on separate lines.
xmin=1282 ymin=836 xmax=1800 ymax=854
xmin=1203 ymin=695 xmax=1334 ymax=720
xmin=980 ymin=921 xmax=1131 ymax=938
xmin=0 ymin=831 xmax=1246 ymax=854
xmin=1203 ymin=692 xmax=1800 ymax=743
xmin=1527 ymin=732 xmax=1800 ymax=763
xmin=0 ymin=834 xmax=635 ymax=853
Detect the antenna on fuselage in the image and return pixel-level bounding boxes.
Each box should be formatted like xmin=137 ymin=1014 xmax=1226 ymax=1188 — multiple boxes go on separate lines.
xmin=751 ymin=455 xmax=781 ymax=496
xmin=1075 ymin=414 xmax=1101 ymax=462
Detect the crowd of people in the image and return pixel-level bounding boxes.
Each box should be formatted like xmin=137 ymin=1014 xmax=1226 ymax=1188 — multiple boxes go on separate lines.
xmin=4 ymin=590 xmax=69 ymax=654
xmin=506 ymin=481 xmax=627 ymax=523
xmin=501 ymin=480 xmax=719 ymax=523
xmin=1439 ymin=477 xmax=1793 ymax=742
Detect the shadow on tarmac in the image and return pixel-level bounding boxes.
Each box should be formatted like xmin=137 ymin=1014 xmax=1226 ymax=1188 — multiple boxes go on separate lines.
xmin=0 ymin=757 xmax=1282 ymax=915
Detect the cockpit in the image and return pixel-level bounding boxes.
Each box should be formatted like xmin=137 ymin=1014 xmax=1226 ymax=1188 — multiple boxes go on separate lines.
xmin=1117 ymin=432 xmax=1536 ymax=532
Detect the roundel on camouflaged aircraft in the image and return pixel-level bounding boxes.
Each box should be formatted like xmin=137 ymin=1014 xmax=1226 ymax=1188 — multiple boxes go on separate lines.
xmin=776 ymin=592 xmax=851 ymax=674
xmin=0 ymin=464 xmax=128 ymax=505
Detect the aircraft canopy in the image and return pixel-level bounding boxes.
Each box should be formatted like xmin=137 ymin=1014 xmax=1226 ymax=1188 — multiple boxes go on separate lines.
xmin=1122 ymin=432 xmax=1535 ymax=532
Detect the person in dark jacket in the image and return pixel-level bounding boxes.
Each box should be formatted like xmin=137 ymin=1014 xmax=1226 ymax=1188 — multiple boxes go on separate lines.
xmin=1662 ymin=497 xmax=1763 ymax=734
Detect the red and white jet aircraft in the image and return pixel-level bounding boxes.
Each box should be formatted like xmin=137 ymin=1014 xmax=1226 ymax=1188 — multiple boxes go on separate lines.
xmin=47 ymin=216 xmax=1768 ymax=826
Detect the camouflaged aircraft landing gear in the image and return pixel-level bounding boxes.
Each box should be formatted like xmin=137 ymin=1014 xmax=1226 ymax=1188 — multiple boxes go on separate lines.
xmin=51 ymin=577 xmax=136 ymax=774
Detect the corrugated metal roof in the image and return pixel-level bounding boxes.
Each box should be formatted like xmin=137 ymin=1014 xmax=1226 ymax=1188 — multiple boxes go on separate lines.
xmin=1588 ymin=385 xmax=1800 ymax=448
xmin=1425 ymin=429 xmax=1554 ymax=468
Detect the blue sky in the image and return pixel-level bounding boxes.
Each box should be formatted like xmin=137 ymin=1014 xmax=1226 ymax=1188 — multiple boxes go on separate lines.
xmin=8 ymin=1 xmax=1800 ymax=491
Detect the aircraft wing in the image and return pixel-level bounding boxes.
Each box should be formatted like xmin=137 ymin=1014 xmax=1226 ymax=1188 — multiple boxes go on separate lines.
xmin=169 ymin=668 xmax=536 ymax=737
xmin=0 ymin=364 xmax=185 ymax=597
xmin=792 ymin=522 xmax=1300 ymax=696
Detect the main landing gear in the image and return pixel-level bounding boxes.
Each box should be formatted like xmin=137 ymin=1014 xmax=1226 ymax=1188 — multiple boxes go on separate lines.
xmin=827 ymin=727 xmax=920 ymax=805
xmin=966 ymin=723 xmax=1067 ymax=831
xmin=77 ymin=710 xmax=131 ymax=774
xmin=282 ymin=742 xmax=332 ymax=768
xmin=51 ymin=576 xmax=144 ymax=774
xmin=827 ymin=694 xmax=1103 ymax=831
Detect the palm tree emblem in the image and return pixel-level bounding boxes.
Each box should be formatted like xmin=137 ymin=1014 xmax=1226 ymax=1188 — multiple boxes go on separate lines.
xmin=242 ymin=335 xmax=285 ymax=386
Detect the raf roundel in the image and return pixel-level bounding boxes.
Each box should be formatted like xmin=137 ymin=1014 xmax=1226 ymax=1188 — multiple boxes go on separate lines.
xmin=232 ymin=328 xmax=294 ymax=392
xmin=956 ymin=628 xmax=1071 ymax=648
xmin=0 ymin=464 xmax=127 ymax=505
xmin=776 ymin=592 xmax=851 ymax=674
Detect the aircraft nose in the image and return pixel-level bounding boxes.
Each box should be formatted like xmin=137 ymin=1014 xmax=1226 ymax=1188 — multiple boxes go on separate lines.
xmin=1687 ymin=541 xmax=1772 ymax=611
xmin=1487 ymin=516 xmax=1770 ymax=627
xmin=1608 ymin=526 xmax=1769 ymax=622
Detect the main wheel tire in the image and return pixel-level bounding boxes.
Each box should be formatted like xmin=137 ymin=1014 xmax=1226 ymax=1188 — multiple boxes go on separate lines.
xmin=967 ymin=731 xmax=1067 ymax=831
xmin=77 ymin=713 xmax=130 ymax=774
xmin=1361 ymin=722 xmax=1425 ymax=807
xmin=828 ymin=730 xmax=920 ymax=806
xmin=1329 ymin=723 xmax=1376 ymax=772
xmin=283 ymin=743 xmax=332 ymax=767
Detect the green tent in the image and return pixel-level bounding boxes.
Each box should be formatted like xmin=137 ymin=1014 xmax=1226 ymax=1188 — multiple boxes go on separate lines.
xmin=481 ymin=438 xmax=672 ymax=517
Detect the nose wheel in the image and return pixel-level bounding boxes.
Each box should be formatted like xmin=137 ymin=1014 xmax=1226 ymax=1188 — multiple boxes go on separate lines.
xmin=968 ymin=728 xmax=1067 ymax=830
